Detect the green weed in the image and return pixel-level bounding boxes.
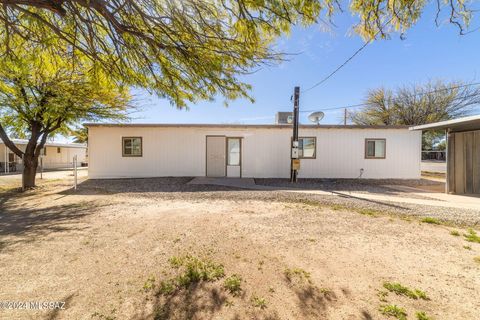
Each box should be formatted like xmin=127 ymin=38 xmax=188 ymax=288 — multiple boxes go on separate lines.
xmin=251 ymin=295 xmax=267 ymax=309
xmin=463 ymin=245 xmax=472 ymax=250
xmin=224 ymin=274 xmax=242 ymax=296
xmin=284 ymin=268 xmax=311 ymax=284
xmin=169 ymin=255 xmax=224 ymax=287
xmin=450 ymin=230 xmax=460 ymax=236
xmin=421 ymin=217 xmax=441 ymax=225
xmin=379 ymin=305 xmax=407 ymax=320
xmin=464 ymin=229 xmax=480 ymax=243
xmin=157 ymin=280 xmax=175 ymax=295
xmin=474 ymin=256 xmax=480 ymax=264
xmin=383 ymin=282 xmax=429 ymax=300
xmin=143 ymin=275 xmax=156 ymax=292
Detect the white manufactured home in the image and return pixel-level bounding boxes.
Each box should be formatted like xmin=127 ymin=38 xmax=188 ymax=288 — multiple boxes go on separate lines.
xmin=86 ymin=123 xmax=421 ymax=180
xmin=0 ymin=139 xmax=87 ymax=173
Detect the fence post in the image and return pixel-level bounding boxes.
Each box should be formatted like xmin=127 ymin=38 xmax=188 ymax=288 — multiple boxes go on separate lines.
xmin=21 ymin=154 xmax=25 ymax=192
xmin=73 ymin=155 xmax=78 ymax=190
xmin=40 ymin=157 xmax=43 ymax=179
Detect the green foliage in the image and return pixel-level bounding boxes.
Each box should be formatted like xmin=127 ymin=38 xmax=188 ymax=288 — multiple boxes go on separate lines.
xmin=0 ymin=47 xmax=130 ymax=138
xmin=383 ymin=282 xmax=429 ymax=300
xmin=251 ymin=295 xmax=267 ymax=309
xmin=224 ymin=274 xmax=242 ymax=296
xmin=416 ymin=311 xmax=434 ymax=320
xmin=168 ymin=255 xmax=225 ymax=288
xmin=463 ymin=229 xmax=480 ymax=243
xmin=70 ymin=127 xmax=88 ymax=144
xmin=450 ymin=230 xmax=460 ymax=236
xmin=421 ymin=217 xmax=441 ymax=225
xmin=284 ymin=268 xmax=312 ymax=284
xmin=0 ymin=2 xmax=475 ymax=107
xmin=157 ymin=280 xmax=175 ymax=296
xmin=0 ymin=42 xmax=130 ymax=187
xmin=474 ymin=257 xmax=480 ymax=264
xmin=379 ymin=305 xmax=407 ymax=320
xmin=143 ymin=275 xmax=156 ymax=292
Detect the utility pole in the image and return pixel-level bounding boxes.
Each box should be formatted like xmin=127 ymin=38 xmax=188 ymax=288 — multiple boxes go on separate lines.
xmin=290 ymin=86 xmax=300 ymax=183
xmin=344 ymin=108 xmax=347 ymax=126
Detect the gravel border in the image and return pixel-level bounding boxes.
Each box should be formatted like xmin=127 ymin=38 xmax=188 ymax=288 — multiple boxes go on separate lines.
xmin=71 ymin=178 xmax=480 ymax=228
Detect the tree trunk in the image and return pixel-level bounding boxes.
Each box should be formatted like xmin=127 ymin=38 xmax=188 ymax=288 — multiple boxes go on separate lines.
xmin=22 ymin=152 xmax=39 ymax=189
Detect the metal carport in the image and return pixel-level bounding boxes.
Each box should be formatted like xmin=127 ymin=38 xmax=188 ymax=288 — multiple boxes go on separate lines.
xmin=411 ymin=115 xmax=480 ymax=194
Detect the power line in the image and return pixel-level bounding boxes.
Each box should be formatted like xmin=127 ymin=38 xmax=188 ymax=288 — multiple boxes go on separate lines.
xmin=299 ymin=81 xmax=480 ymax=113
xmin=301 ymin=40 xmax=372 ymax=94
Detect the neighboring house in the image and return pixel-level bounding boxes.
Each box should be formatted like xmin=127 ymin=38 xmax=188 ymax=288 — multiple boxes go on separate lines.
xmin=0 ymin=139 xmax=87 ymax=173
xmin=86 ymin=122 xmax=421 ymax=180
xmin=411 ymin=114 xmax=480 ymax=194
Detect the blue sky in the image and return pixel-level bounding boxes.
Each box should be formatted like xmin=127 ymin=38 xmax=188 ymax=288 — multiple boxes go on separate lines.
xmin=131 ymin=4 xmax=480 ymax=126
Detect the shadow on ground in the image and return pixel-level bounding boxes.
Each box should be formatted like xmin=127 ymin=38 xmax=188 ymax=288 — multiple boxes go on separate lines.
xmin=0 ymin=196 xmax=99 ymax=252
xmin=65 ymin=177 xmax=243 ymax=195
xmin=151 ymin=283 xmax=228 ymax=320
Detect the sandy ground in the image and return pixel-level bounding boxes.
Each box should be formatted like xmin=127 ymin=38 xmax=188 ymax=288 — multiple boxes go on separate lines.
xmin=0 ymin=177 xmax=479 ymax=320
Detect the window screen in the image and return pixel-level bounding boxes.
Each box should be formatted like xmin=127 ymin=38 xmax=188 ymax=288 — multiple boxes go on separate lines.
xmin=227 ymin=138 xmax=241 ymax=166
xmin=122 ymin=137 xmax=142 ymax=157
xmin=299 ymin=137 xmax=316 ymax=159
xmin=365 ymin=139 xmax=386 ymax=159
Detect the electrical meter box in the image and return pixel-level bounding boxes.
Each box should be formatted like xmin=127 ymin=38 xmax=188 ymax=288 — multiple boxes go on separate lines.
xmin=291 ymin=147 xmax=299 ymax=159
xmin=292 ymin=159 xmax=301 ymax=170
xmin=292 ymin=141 xmax=299 ymax=147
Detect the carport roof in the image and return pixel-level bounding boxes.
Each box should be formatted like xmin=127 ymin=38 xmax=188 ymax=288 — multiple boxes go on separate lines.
xmin=409 ymin=114 xmax=480 ymax=132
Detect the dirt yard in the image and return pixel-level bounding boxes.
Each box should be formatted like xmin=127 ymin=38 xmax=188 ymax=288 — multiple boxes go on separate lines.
xmin=0 ymin=176 xmax=479 ymax=320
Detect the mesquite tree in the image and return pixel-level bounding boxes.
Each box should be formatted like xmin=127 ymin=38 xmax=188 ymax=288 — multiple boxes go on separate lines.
xmin=0 ymin=1 xmax=475 ymax=107
xmin=0 ymin=48 xmax=130 ymax=188
xmin=349 ymin=81 xmax=480 ymax=149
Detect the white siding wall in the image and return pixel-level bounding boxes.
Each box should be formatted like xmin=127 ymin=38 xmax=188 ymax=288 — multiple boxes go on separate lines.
xmin=88 ymin=126 xmax=421 ymax=179
xmin=0 ymin=144 xmax=87 ymax=170
xmin=41 ymin=146 xmax=87 ymax=169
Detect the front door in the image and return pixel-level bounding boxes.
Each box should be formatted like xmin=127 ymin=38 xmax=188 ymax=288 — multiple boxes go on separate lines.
xmin=206 ymin=136 xmax=226 ymax=177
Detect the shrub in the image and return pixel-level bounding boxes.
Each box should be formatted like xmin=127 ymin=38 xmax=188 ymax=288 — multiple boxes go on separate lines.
xmin=224 ymin=274 xmax=242 ymax=296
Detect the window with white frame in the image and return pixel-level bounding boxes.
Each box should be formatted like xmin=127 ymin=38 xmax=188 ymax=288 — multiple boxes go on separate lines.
xmin=298 ymin=137 xmax=316 ymax=159
xmin=227 ymin=138 xmax=241 ymax=166
xmin=365 ymin=139 xmax=386 ymax=159
xmin=122 ymin=137 xmax=142 ymax=157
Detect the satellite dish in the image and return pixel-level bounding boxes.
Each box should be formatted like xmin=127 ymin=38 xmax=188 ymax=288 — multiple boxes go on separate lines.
xmin=308 ymin=111 xmax=325 ymax=125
